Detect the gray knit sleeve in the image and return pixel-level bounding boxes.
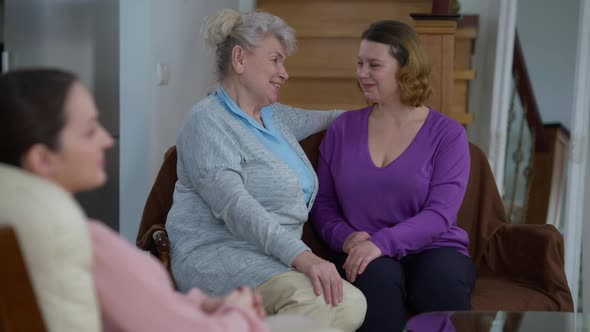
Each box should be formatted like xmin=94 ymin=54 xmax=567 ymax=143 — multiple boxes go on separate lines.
xmin=177 ymin=109 xmax=310 ymax=267
xmin=272 ymin=103 xmax=344 ymax=141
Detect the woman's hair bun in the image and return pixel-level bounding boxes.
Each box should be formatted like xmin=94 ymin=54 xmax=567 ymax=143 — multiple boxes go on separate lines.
xmin=203 ymin=9 xmax=242 ymax=48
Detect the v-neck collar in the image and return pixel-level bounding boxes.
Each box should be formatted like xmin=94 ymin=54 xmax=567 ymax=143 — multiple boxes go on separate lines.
xmin=363 ymin=105 xmax=432 ymax=169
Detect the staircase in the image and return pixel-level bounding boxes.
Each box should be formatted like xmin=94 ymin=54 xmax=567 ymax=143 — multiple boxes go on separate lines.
xmin=258 ymin=0 xmax=476 ymax=126
xmin=503 ymin=32 xmax=570 ymax=226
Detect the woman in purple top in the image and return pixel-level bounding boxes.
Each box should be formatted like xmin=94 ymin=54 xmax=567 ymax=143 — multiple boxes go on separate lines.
xmin=310 ymin=20 xmax=476 ymax=332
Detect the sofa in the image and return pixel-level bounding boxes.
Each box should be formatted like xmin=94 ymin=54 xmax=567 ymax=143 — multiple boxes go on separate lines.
xmin=137 ymin=131 xmax=574 ymax=311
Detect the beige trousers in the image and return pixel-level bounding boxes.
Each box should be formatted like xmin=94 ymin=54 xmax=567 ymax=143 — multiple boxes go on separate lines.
xmin=266 ymin=315 xmax=343 ymax=332
xmin=257 ymin=271 xmax=366 ymax=332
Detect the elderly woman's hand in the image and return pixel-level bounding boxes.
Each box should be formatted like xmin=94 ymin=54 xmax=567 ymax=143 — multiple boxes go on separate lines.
xmin=292 ymin=251 xmax=343 ymax=306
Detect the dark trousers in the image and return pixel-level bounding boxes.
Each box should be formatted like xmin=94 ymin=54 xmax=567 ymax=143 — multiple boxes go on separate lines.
xmin=331 ymin=247 xmax=476 ymax=332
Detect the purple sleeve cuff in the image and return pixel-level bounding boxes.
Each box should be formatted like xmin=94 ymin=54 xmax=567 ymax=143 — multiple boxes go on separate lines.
xmin=331 ymin=223 xmax=357 ymax=252
xmin=369 ymin=229 xmax=401 ymax=259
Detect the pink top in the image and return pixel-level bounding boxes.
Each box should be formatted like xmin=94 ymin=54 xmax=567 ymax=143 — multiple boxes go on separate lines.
xmin=89 ymin=221 xmax=270 ymax=332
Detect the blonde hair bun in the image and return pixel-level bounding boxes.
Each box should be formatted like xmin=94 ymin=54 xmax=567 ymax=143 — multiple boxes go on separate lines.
xmin=204 ymin=9 xmax=242 ymax=48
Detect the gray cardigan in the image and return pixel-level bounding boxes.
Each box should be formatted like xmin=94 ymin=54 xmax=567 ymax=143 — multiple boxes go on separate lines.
xmin=167 ymin=94 xmax=340 ymax=295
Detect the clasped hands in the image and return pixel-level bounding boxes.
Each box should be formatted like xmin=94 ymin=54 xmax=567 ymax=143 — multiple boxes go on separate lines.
xmin=201 ymin=287 xmax=266 ymax=319
xmin=342 ymin=231 xmax=382 ymax=283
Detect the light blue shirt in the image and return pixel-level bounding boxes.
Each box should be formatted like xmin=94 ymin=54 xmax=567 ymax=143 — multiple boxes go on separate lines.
xmin=215 ymin=86 xmax=315 ymax=204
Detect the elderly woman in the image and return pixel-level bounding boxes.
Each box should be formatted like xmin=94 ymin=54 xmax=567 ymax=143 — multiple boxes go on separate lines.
xmin=165 ymin=9 xmax=366 ymax=332
xmin=311 ymin=20 xmax=477 ymax=332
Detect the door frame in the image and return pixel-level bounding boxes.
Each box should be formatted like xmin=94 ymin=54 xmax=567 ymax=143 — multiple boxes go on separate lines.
xmin=486 ymin=0 xmax=518 ymax=195
xmin=568 ymin=0 xmax=590 ymax=312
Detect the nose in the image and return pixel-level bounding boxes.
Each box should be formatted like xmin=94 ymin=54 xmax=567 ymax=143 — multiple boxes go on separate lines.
xmin=357 ymin=64 xmax=368 ymax=78
xmin=279 ymin=64 xmax=289 ymax=81
xmin=101 ymin=126 xmax=115 ymax=149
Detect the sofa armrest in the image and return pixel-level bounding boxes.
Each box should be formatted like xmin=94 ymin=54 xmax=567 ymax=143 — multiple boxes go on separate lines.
xmin=152 ymin=230 xmax=171 ymax=268
xmin=136 ymin=224 xmax=171 ymax=271
xmin=482 ymin=223 xmax=573 ymax=311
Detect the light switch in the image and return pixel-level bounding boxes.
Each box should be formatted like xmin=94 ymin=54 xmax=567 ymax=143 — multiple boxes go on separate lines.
xmin=156 ymin=63 xmax=170 ymax=86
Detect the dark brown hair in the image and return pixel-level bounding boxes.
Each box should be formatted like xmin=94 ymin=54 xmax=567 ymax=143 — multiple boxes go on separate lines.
xmin=0 ymin=68 xmax=77 ymax=166
xmin=362 ymin=20 xmax=432 ymax=106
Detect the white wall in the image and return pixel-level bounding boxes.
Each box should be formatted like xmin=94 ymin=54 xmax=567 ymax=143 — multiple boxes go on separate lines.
xmin=517 ymin=0 xmax=580 ymax=129
xmin=463 ymin=0 xmax=507 ymax=159
xmin=120 ymin=2 xmax=153 ymax=241
xmin=458 ymin=0 xmax=481 ymax=13
xmin=239 ymin=0 xmax=256 ymax=12
xmin=585 ymin=109 xmax=590 ymax=311
xmin=120 ymin=0 xmax=241 ymax=241
xmin=567 ymin=0 xmax=590 ymax=310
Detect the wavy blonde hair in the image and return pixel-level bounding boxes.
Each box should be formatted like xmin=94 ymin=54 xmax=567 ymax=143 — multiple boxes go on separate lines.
xmin=203 ymin=9 xmax=296 ymax=82
xmin=361 ymin=20 xmax=432 ymax=107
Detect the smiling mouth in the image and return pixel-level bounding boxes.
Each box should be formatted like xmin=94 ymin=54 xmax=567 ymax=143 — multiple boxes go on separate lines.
xmin=270 ymin=81 xmax=281 ymax=89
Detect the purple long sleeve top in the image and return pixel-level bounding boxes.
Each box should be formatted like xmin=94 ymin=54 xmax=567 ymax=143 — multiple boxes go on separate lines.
xmin=310 ymin=106 xmax=470 ymax=259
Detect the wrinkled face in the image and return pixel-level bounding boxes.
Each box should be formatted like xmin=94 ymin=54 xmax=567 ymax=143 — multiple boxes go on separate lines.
xmin=241 ymin=35 xmax=289 ymax=107
xmin=357 ymin=39 xmax=401 ymax=104
xmin=49 ymin=82 xmax=114 ymax=193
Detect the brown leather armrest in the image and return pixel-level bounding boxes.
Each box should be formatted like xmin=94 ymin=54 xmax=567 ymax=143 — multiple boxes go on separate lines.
xmin=137 ymin=224 xmax=175 ymax=288
xmin=136 ymin=224 xmax=171 ymax=270
xmin=153 ymin=229 xmax=170 ymax=254
xmin=153 ymin=229 xmax=171 ymax=268
xmin=482 ymin=223 xmax=573 ymax=310
xmin=0 ymin=227 xmax=47 ymax=331
xmin=137 ymin=224 xmax=165 ymax=252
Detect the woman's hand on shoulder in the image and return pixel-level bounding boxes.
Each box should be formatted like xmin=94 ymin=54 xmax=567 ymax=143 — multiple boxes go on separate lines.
xmin=343 ymin=241 xmax=382 ymax=283
xmin=342 ymin=231 xmax=371 ymax=253
xmin=292 ymin=251 xmax=343 ymax=306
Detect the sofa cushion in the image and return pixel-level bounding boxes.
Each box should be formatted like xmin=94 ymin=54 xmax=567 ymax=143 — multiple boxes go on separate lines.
xmin=472 ymin=278 xmax=559 ymax=311
xmin=0 ymin=163 xmax=100 ymax=332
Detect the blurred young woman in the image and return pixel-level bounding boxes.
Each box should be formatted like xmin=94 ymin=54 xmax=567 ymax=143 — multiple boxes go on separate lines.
xmin=0 ymin=68 xmax=276 ymax=332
